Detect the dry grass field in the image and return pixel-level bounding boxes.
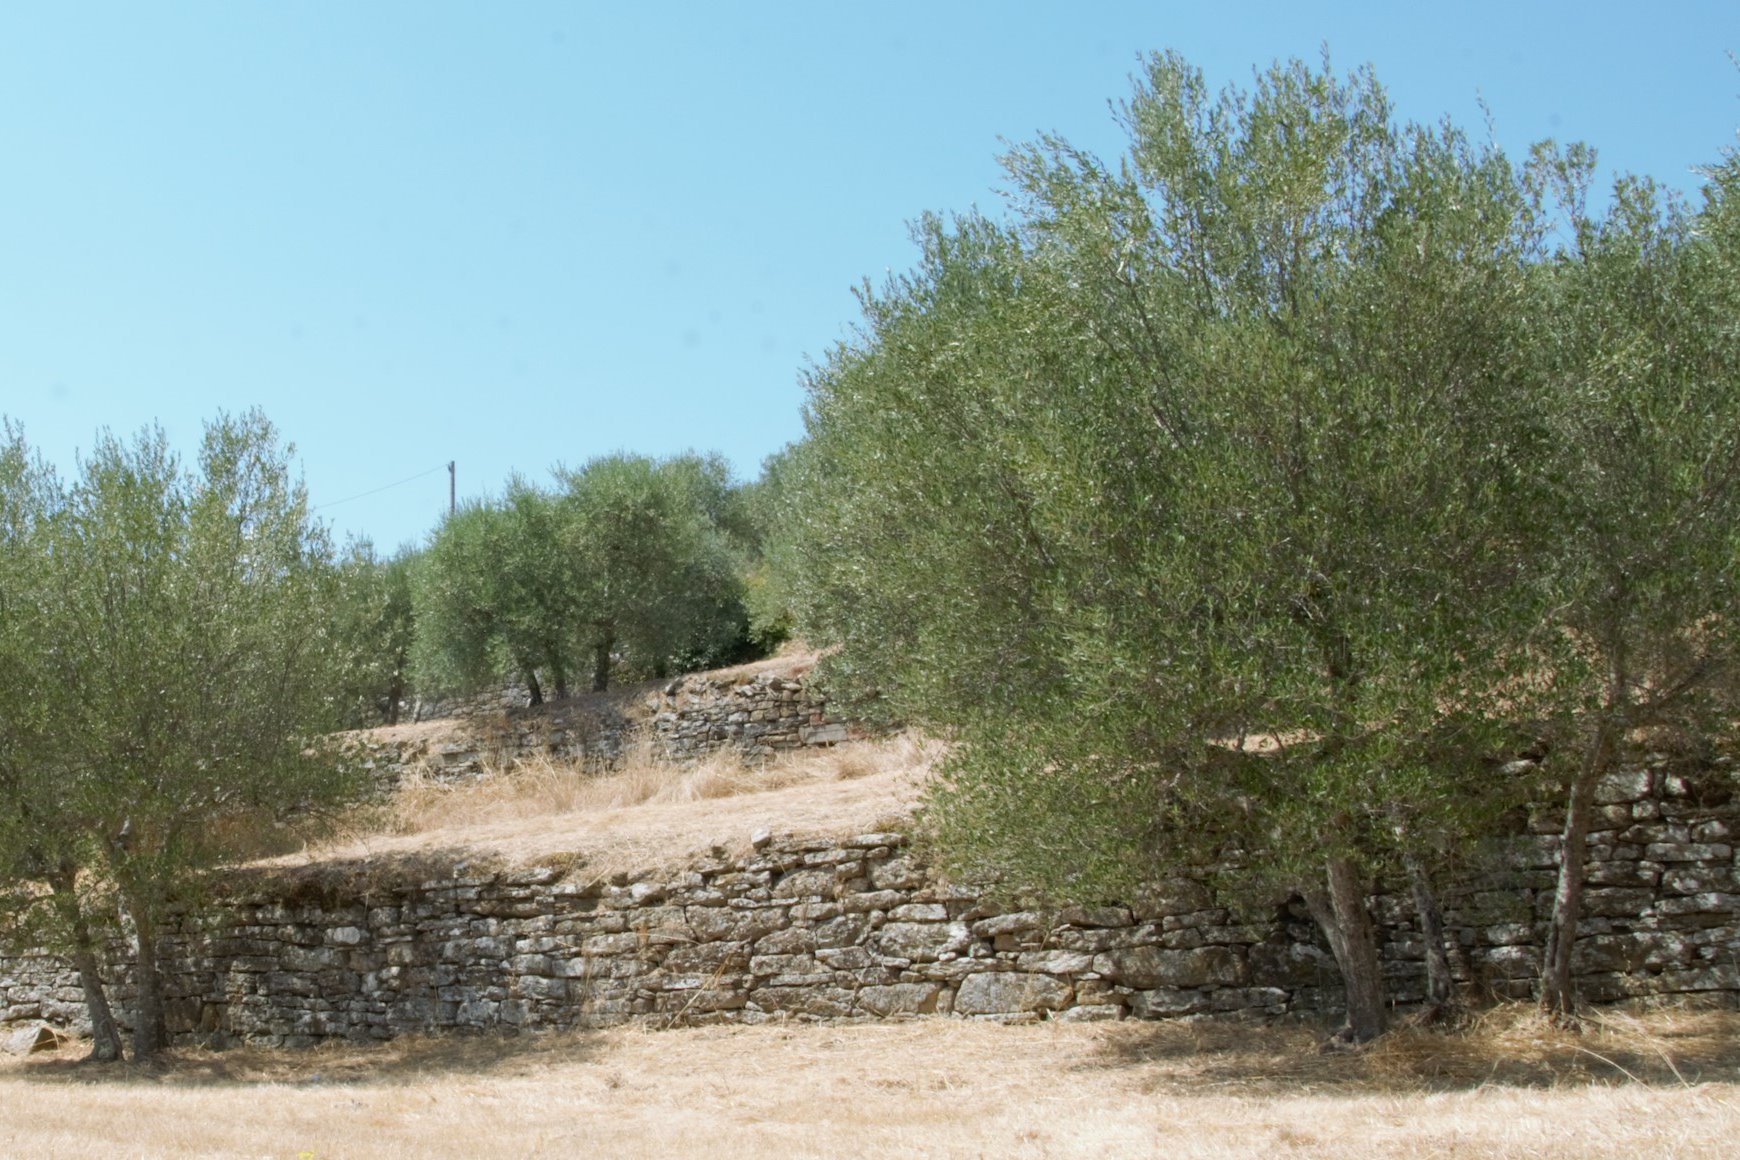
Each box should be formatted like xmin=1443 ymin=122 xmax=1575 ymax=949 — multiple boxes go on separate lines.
xmin=281 ymin=732 xmax=936 ymax=875
xmin=12 ymin=729 xmax=1737 ymax=1157
xmin=3 ymin=1006 xmax=1737 ymax=1158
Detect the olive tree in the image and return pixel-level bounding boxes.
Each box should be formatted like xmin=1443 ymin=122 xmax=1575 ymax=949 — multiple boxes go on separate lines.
xmin=0 ymin=426 xmax=129 ymax=1061
xmin=555 ymin=452 xmax=750 ymax=691
xmin=1529 ymin=149 xmax=1740 ymax=1019
xmin=783 ymin=53 xmax=1554 ymax=1039
xmin=411 ymin=482 xmax=578 ymax=705
xmin=0 ymin=412 xmax=358 ymax=1060
xmin=332 ymin=541 xmax=419 ymax=726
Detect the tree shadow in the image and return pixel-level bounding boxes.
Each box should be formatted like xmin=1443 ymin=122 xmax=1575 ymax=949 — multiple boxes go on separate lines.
xmin=1078 ymin=1004 xmax=1740 ymax=1094
xmin=7 ymin=1024 xmax=609 ymax=1088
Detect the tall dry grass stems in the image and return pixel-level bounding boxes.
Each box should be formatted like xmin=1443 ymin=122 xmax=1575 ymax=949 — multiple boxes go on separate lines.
xmin=372 ymin=732 xmax=935 ymax=838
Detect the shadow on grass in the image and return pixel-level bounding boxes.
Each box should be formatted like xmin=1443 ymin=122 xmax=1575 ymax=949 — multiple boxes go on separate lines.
xmin=8 ymin=1025 xmax=608 ymax=1088
xmin=12 ymin=1000 xmax=1739 ymax=1094
xmin=1080 ymin=1002 xmax=1740 ymax=1094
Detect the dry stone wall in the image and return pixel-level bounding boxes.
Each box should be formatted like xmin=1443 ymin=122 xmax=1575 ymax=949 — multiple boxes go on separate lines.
xmin=348 ymin=666 xmax=853 ymax=785
xmin=2 ymin=756 xmax=1735 ymax=1047
xmin=651 ymin=669 xmax=860 ymax=760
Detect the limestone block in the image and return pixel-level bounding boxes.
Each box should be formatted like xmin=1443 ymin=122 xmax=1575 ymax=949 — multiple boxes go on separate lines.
xmin=1012 ymin=950 xmax=1095 ymax=975
xmin=1594 ymin=770 xmax=1653 ymax=804
xmin=1586 ymin=862 xmax=1661 ymax=888
xmin=772 ymin=868 xmax=837 ymax=900
xmin=1583 ymin=888 xmax=1659 ymax=918
xmin=1644 ymin=843 xmax=1733 ymax=863
xmin=953 ymin=971 xmax=1072 ymax=1016
xmin=874 ymin=921 xmax=972 ymax=963
xmin=971 ymin=912 xmax=1046 ymax=938
xmin=1050 ymin=928 xmax=1130 ymax=954
xmin=1655 ymin=892 xmax=1739 ymax=917
xmin=1663 ymin=868 xmax=1736 ymax=895
xmin=750 ymin=986 xmax=856 ymax=1018
xmin=3 ymin=1023 xmax=67 ymax=1055
xmin=854 ymin=983 xmax=943 ymax=1016
xmin=800 ymin=723 xmax=849 ymax=746
xmin=516 ymin=976 xmax=566 ymax=1002
xmin=1057 ymin=906 xmax=1133 ymax=928
xmin=749 ymin=953 xmax=819 ymax=978
xmin=1209 ymin=987 xmax=1290 ymax=1012
xmin=1098 ymin=945 xmax=1243 ymax=989
xmin=1474 ymin=945 xmax=1538 ymax=978
xmin=1127 ymin=989 xmax=1212 ymax=1018
xmin=654 ymin=988 xmax=747 ymax=1014
xmin=816 ymin=946 xmax=875 ymax=972
xmin=754 ymin=927 xmax=818 ymax=956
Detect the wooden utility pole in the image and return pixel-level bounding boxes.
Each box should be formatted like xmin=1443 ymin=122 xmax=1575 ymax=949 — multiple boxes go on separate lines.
xmin=448 ymin=461 xmax=456 ymax=514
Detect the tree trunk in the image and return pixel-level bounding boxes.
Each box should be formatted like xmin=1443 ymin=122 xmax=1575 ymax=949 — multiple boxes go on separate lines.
xmin=1539 ymin=714 xmax=1619 ymax=1021
xmin=1402 ymin=850 xmax=1458 ymax=1018
xmin=47 ymin=868 xmax=123 ymax=1063
xmin=120 ymin=889 xmax=168 ymax=1061
xmin=383 ymin=674 xmax=404 ymax=726
xmin=523 ymin=665 xmax=543 ymax=707
xmin=1303 ymin=856 xmax=1388 ymax=1042
xmin=591 ymin=635 xmax=613 ymax=693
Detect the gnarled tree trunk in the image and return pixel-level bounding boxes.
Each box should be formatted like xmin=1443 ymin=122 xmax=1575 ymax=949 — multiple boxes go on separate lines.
xmin=1302 ymin=855 xmax=1388 ymax=1042
xmin=1402 ymin=850 xmax=1459 ymax=1019
xmin=47 ymin=866 xmax=123 ymax=1062
xmin=1539 ymin=712 xmax=1619 ymax=1021
xmin=591 ymin=633 xmax=614 ymax=693
xmin=119 ymin=886 xmax=168 ymax=1061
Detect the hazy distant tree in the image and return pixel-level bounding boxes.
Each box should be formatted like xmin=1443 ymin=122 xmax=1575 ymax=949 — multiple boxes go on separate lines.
xmin=411 ymin=488 xmax=576 ymax=706
xmin=738 ymin=445 xmax=799 ymax=652
xmin=333 ymin=541 xmax=419 ymax=726
xmin=556 ymin=452 xmax=750 ymax=690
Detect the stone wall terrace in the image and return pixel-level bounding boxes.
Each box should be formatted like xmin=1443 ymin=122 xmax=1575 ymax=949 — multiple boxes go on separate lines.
xmin=1 ymin=755 xmax=1734 ymax=1047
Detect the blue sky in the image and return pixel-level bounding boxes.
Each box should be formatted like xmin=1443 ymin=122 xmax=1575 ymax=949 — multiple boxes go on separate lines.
xmin=1 ymin=2 xmax=1735 ymax=551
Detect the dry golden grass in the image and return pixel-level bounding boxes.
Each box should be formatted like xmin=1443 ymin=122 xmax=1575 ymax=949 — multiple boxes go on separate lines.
xmin=274 ymin=733 xmax=936 ymax=876
xmin=3 ymin=1006 xmax=1737 ymax=1158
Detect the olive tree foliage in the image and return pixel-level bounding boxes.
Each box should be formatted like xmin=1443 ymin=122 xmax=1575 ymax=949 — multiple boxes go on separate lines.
xmin=1529 ymin=148 xmax=1740 ymax=1018
xmin=0 ymin=412 xmax=358 ymax=1061
xmin=556 ymin=452 xmax=752 ymax=689
xmin=332 ymin=541 xmax=419 ymax=726
xmin=782 ymin=54 xmax=1557 ymax=1040
xmin=728 ymin=445 xmax=800 ymax=651
xmin=412 ymin=453 xmax=753 ymax=701
xmin=0 ymin=426 xmax=128 ymax=1061
xmin=411 ymin=478 xmax=587 ymax=705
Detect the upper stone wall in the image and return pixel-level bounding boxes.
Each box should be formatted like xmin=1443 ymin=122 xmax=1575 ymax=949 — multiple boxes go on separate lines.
xmin=346 ymin=660 xmax=858 ymax=785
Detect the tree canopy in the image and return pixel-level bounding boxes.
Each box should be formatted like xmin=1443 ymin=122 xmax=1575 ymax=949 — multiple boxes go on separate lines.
xmin=0 ymin=412 xmax=358 ymax=1059
xmin=776 ymin=52 xmax=1740 ymax=1037
xmin=412 ymin=451 xmax=755 ymax=700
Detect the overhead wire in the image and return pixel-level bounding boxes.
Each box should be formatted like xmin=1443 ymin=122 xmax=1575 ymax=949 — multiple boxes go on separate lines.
xmin=312 ymin=463 xmax=447 ymax=511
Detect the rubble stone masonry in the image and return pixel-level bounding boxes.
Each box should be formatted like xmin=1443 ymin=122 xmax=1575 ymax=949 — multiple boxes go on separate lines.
xmin=2 ymin=755 xmax=1735 ymax=1047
